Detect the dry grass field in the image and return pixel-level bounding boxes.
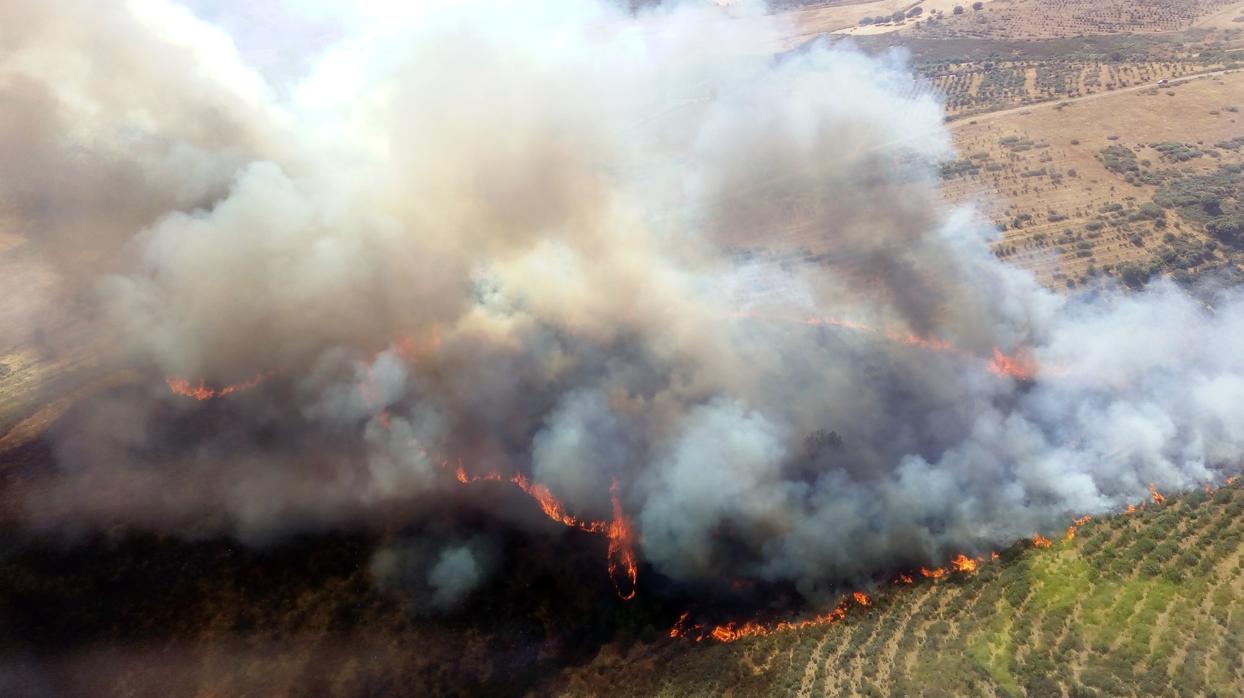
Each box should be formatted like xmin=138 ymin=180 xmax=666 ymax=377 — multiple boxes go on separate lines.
xmin=909 ymin=0 xmax=1244 ymax=39
xmin=941 ymin=69 xmax=1244 ymax=287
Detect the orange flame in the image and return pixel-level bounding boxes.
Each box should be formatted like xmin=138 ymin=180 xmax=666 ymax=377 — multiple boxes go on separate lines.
xmin=1228 ymin=476 xmax=1238 ymax=485
xmin=1149 ymin=483 xmax=1166 ymax=505
xmin=950 ymin=554 xmax=977 ymax=573
xmin=1031 ymin=533 xmax=1053 ymax=548
xmin=991 ymin=551 xmax=1000 ymax=561
xmin=671 ymin=550 xmax=1012 ymax=644
xmin=783 ymin=314 xmax=1048 ymax=380
xmin=1066 ymin=514 xmax=1092 ymax=540
xmin=607 ymin=479 xmax=638 ymax=601
xmin=669 ymin=599 xmax=852 ymax=643
xmin=451 ymin=464 xmax=636 ymax=600
xmin=1126 ymin=503 xmax=1136 ymax=514
xmin=988 ymin=348 xmax=1038 ymax=380
xmin=166 ymin=372 xmax=268 ymax=400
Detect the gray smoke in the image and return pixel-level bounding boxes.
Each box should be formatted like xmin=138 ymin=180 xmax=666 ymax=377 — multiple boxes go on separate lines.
xmin=370 ymin=537 xmax=493 ymax=612
xmin=3 ymin=0 xmax=1241 ymax=598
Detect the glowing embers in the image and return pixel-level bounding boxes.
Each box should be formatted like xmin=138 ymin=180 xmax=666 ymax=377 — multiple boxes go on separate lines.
xmin=165 ymin=372 xmax=268 ymax=400
xmin=453 ymin=463 xmax=637 ymax=601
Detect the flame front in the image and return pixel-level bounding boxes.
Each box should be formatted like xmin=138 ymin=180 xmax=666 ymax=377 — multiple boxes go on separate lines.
xmin=950 ymin=554 xmax=977 ymax=573
xmin=669 ymin=600 xmax=852 ymax=643
xmin=1066 ymin=514 xmax=1092 ymax=540
xmin=667 ymin=480 xmax=1242 ymax=646
xmin=166 ymin=372 xmax=268 ymax=400
xmin=452 ymin=464 xmax=636 ymax=600
xmin=987 ymin=348 xmax=1038 ymax=380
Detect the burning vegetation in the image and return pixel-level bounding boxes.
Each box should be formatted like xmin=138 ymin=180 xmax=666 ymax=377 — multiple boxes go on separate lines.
xmin=7 ymin=6 xmax=1244 ymax=689
xmin=662 ymin=477 xmax=1206 ymax=646
xmin=165 ymin=373 xmax=269 ymax=400
xmin=453 ymin=463 xmax=638 ymax=600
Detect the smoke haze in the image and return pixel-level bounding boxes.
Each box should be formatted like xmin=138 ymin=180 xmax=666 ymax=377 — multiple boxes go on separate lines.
xmin=3 ymin=0 xmax=1242 ymax=600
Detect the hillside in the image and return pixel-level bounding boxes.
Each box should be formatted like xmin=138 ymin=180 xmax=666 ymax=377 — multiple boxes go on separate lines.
xmin=555 ymin=480 xmax=1244 ymax=697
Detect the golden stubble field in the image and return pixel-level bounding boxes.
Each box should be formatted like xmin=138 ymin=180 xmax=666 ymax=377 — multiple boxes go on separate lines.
xmin=944 ymin=69 xmax=1244 ymax=285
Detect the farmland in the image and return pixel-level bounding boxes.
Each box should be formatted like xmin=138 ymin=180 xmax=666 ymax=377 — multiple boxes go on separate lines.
xmin=557 ymin=481 xmax=1244 ymax=697
xmin=942 ymin=69 xmax=1244 ymax=287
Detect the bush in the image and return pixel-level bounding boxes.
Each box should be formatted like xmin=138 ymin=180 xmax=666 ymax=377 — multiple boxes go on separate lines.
xmin=1207 ymin=214 xmax=1244 ymax=246
xmin=1119 ymin=262 xmax=1151 ymax=288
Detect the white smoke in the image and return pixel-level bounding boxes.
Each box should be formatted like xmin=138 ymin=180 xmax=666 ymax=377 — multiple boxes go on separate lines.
xmin=3 ymin=0 xmax=1241 ymax=597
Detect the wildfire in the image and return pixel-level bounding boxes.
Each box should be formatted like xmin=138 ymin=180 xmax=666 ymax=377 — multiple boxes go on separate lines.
xmin=607 ymin=479 xmax=639 ymax=601
xmin=766 ymin=313 xmax=1046 ymax=380
xmin=950 ymin=554 xmax=977 ymax=574
xmin=165 ymin=372 xmax=268 ymax=400
xmin=669 ymin=599 xmax=852 ymax=643
xmin=667 ymin=479 xmax=1244 ymax=646
xmin=451 ymin=463 xmax=637 ymax=600
xmin=1066 ymin=514 xmax=1092 ymax=541
xmin=988 ymin=348 xmax=1038 ymax=381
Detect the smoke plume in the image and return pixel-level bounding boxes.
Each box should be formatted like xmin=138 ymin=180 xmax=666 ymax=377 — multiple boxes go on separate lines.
xmin=3 ymin=0 xmax=1242 ymax=600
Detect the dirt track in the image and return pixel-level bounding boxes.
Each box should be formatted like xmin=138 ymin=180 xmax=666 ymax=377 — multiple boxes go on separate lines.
xmin=949 ymin=67 xmax=1237 ymax=127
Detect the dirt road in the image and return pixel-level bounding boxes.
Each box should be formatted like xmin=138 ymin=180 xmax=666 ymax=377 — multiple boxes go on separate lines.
xmin=949 ymin=67 xmax=1237 ymax=128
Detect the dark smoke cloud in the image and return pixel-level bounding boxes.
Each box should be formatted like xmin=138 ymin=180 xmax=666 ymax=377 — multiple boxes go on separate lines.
xmin=2 ymin=0 xmax=1241 ymax=600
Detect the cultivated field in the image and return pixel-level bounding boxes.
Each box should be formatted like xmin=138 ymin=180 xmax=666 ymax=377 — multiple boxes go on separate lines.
xmin=557 ymin=481 xmax=1244 ymax=697
xmin=942 ymin=69 xmax=1244 ymax=287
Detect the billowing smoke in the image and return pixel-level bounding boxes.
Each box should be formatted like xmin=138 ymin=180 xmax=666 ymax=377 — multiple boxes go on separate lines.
xmin=371 ymin=537 xmax=495 ymax=612
xmin=3 ymin=0 xmax=1242 ymax=600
